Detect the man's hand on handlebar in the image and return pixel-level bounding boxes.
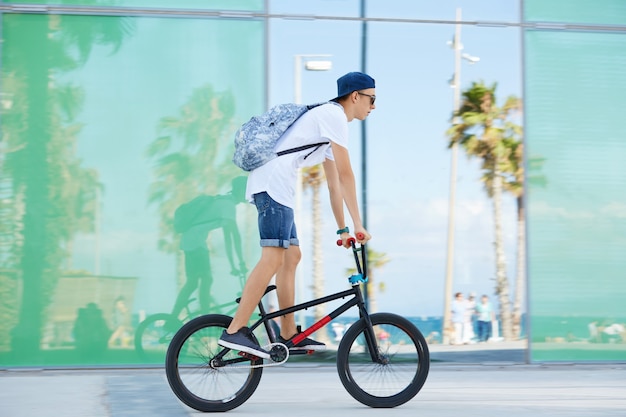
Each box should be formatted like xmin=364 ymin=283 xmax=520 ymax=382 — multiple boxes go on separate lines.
xmin=337 ymin=229 xmax=371 ymax=248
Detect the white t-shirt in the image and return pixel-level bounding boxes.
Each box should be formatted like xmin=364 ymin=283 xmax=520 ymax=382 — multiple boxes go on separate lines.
xmin=246 ymin=102 xmax=348 ymax=208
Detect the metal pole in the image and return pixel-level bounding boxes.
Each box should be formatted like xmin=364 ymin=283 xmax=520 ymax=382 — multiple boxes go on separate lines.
xmin=360 ymin=0 xmax=369 ymax=311
xmin=292 ymin=54 xmax=332 ymax=327
xmin=293 ymin=54 xmax=304 ymax=327
xmin=442 ymin=7 xmax=462 ymax=345
xmin=294 ymin=55 xmax=302 ymax=105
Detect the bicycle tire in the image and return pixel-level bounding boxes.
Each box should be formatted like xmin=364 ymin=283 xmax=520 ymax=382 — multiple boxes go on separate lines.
xmin=134 ymin=313 xmax=182 ymax=363
xmin=336 ymin=312 xmax=430 ymax=408
xmin=165 ymin=314 xmax=263 ymax=412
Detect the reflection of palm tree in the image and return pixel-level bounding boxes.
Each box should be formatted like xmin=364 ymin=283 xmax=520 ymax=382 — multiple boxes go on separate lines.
xmin=4 ymin=14 xmax=134 ymax=353
xmin=346 ymin=247 xmax=390 ymax=314
xmin=146 ymin=85 xmax=239 ymax=286
xmin=301 ymin=164 xmax=329 ymax=342
xmin=447 ymin=81 xmax=522 ymax=341
xmin=0 ymin=73 xmax=26 ymax=270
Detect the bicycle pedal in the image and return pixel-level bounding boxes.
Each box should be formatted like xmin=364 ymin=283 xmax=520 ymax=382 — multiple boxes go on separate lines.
xmin=287 ymin=349 xmax=315 ymax=355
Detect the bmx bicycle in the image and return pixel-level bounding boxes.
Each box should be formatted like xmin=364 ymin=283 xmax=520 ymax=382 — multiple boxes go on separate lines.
xmin=165 ymin=236 xmax=430 ymax=411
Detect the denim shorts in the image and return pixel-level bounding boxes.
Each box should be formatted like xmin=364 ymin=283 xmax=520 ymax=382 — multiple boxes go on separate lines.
xmin=253 ymin=192 xmax=299 ymax=248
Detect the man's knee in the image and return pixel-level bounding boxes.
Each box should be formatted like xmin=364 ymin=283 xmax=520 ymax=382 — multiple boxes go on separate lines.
xmin=284 ymin=246 xmax=301 ymax=268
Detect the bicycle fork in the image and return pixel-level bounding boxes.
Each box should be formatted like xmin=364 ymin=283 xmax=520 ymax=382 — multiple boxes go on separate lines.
xmin=347 ymin=238 xmax=386 ymax=364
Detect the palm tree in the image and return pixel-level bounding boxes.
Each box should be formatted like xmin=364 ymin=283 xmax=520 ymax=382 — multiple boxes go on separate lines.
xmin=447 ymin=81 xmax=522 ymax=341
xmin=301 ymin=164 xmax=330 ymax=342
xmin=346 ymin=247 xmax=390 ymax=314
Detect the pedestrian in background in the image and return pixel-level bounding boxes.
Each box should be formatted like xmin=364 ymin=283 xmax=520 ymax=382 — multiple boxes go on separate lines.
xmin=476 ymin=294 xmax=495 ymax=342
xmin=451 ymin=292 xmax=466 ymax=345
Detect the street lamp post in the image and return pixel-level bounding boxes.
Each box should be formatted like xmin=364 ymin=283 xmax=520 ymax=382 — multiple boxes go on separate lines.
xmin=442 ymin=8 xmax=479 ymax=345
xmin=293 ymin=54 xmax=333 ymax=327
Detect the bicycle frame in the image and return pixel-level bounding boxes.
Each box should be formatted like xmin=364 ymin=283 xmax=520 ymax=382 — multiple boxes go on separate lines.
xmin=217 ymin=241 xmax=384 ymax=365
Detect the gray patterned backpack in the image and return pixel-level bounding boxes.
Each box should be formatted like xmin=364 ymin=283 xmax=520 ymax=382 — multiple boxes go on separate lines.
xmin=232 ymin=102 xmax=329 ymax=171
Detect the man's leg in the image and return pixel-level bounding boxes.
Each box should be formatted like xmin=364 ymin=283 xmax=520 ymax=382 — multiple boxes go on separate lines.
xmin=226 ymin=246 xmax=284 ymax=334
xmin=195 ymin=248 xmax=213 ymax=313
xmin=274 ymin=245 xmax=325 ymax=351
xmin=275 ymin=245 xmax=301 ymax=338
xmin=453 ymin=322 xmax=463 ymax=345
xmin=170 ymin=250 xmax=201 ymax=318
xmin=477 ymin=321 xmax=485 ymax=342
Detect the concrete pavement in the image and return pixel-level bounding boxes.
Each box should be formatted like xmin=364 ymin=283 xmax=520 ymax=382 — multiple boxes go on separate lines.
xmin=2 ymin=342 xmax=625 ymax=417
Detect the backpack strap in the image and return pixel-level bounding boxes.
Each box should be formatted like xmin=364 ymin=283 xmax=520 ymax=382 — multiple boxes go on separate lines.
xmin=275 ymin=101 xmax=334 ymax=160
xmin=276 ymin=141 xmax=329 ymax=158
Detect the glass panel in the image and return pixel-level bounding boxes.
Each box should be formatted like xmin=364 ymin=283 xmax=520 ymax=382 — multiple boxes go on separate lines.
xmin=525 ymin=29 xmax=626 ymax=362
xmin=269 ymin=13 xmax=522 ymax=344
xmin=3 ymin=0 xmax=263 ymax=10
xmin=0 ymin=13 xmax=264 ymax=366
xmin=525 ymin=0 xmax=626 ymax=25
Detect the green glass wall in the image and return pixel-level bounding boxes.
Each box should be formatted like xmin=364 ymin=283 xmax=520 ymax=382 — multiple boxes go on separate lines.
xmin=524 ymin=1 xmax=626 ymax=361
xmin=3 ymin=0 xmax=263 ymax=10
xmin=525 ymin=0 xmax=626 ymax=25
xmin=0 ymin=11 xmax=265 ymax=366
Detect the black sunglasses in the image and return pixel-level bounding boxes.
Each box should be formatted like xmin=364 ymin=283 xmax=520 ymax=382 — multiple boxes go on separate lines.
xmin=357 ymin=92 xmax=376 ymax=105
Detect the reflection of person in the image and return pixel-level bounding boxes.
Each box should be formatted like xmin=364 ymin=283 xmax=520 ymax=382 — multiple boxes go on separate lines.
xmin=451 ymin=292 xmax=465 ymax=345
xmin=475 ymin=295 xmax=495 ymax=342
xmin=219 ymin=72 xmax=375 ymax=359
xmin=74 ymin=302 xmax=110 ymax=356
xmin=108 ymin=296 xmax=131 ymax=347
xmin=170 ymin=177 xmax=248 ymax=319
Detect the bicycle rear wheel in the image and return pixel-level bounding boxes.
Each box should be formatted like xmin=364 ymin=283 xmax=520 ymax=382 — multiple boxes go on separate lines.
xmin=134 ymin=313 xmax=182 ymax=363
xmin=336 ymin=312 xmax=430 ymax=408
xmin=165 ymin=314 xmax=263 ymax=412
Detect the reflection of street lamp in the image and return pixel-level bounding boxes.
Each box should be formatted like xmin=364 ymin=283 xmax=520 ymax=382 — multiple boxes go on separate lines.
xmin=293 ymin=54 xmax=333 ymax=327
xmin=442 ymin=8 xmax=479 ymax=345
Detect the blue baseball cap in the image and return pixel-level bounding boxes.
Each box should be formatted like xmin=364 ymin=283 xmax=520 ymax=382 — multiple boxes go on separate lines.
xmin=335 ymin=72 xmax=375 ymax=99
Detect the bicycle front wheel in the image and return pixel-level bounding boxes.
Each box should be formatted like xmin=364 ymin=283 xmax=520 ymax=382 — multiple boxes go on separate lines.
xmin=336 ymin=312 xmax=430 ymax=408
xmin=165 ymin=314 xmax=263 ymax=412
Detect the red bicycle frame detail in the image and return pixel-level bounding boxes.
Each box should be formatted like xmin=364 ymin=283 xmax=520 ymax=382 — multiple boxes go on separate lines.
xmin=291 ymin=316 xmax=332 ymax=345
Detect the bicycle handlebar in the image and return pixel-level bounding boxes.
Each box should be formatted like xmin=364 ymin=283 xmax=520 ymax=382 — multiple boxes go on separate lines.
xmin=335 ymin=233 xmax=365 ymax=246
xmin=335 ymin=233 xmax=367 ymax=281
xmin=336 ymin=237 xmax=355 ymax=246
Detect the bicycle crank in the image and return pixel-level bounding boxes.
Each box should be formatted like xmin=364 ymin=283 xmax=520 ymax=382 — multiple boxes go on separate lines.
xmin=236 ymin=343 xmax=290 ymax=368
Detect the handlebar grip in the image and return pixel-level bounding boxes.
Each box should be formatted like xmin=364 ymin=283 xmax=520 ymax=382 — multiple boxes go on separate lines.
xmin=336 ymin=237 xmax=356 ymax=246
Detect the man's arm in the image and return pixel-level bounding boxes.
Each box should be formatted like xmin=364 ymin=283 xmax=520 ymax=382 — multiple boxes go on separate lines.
xmin=323 ymin=142 xmax=371 ymax=245
xmin=323 ymin=158 xmax=347 ymax=231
